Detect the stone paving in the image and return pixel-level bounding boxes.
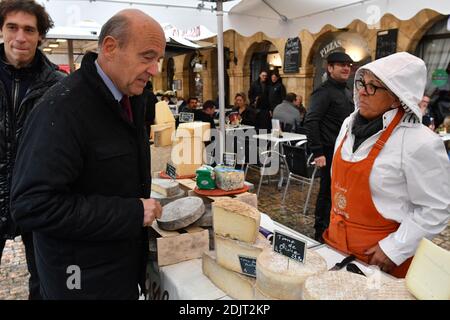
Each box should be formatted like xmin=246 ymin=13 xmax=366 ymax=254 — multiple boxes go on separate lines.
xmin=1 ymin=170 xmax=449 ymax=300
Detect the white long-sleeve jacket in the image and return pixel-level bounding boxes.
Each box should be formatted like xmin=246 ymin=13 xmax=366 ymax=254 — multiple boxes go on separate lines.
xmin=335 ymin=108 xmax=450 ymax=265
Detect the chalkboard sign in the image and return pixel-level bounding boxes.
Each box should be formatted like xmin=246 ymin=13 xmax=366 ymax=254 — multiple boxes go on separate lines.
xmin=179 ymin=112 xmax=195 ymax=123
xmin=375 ymin=29 xmax=398 ymax=60
xmin=238 ymin=255 xmax=257 ymax=277
xmin=222 ymin=152 xmax=236 ymax=168
xmin=283 ymin=37 xmax=301 ymax=73
xmin=273 ymin=231 xmax=307 ymax=263
xmin=166 ymin=162 xmax=177 ymax=180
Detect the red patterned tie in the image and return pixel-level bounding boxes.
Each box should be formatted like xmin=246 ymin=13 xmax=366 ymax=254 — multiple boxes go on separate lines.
xmin=120 ymin=95 xmax=133 ymax=122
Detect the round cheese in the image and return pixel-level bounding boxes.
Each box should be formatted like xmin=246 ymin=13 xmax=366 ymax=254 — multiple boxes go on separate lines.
xmin=303 ymin=271 xmax=369 ymax=300
xmin=157 ymin=196 xmax=205 ymax=230
xmin=368 ymin=279 xmax=416 ymax=300
xmin=256 ymin=247 xmax=327 ymax=300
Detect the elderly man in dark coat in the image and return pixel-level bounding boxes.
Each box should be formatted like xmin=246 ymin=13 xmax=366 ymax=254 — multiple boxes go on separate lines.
xmin=10 ymin=9 xmax=165 ymax=299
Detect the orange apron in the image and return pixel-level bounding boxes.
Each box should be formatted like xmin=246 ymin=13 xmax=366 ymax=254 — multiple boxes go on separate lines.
xmin=323 ymin=108 xmax=412 ymax=278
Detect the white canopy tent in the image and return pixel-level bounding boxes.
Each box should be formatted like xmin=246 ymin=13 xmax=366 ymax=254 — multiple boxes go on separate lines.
xmin=38 ymin=0 xmax=450 ymax=156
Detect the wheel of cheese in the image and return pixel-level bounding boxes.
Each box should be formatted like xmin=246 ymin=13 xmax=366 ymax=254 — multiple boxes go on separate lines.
xmin=368 ymin=279 xmax=416 ymax=300
xmin=157 ymin=196 xmax=205 ymax=231
xmin=302 ymin=271 xmax=369 ymax=300
xmin=256 ymin=247 xmax=327 ymax=300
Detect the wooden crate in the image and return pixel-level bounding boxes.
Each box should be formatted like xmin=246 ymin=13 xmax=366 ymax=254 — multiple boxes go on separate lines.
xmin=150 ymin=220 xmax=210 ymax=267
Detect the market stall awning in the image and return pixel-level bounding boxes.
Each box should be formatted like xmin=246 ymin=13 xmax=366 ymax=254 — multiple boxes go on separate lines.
xmin=40 ymin=0 xmax=450 ymax=38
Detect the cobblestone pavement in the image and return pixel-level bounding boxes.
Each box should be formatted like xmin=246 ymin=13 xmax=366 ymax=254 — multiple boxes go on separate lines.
xmin=1 ymin=170 xmax=449 ymax=299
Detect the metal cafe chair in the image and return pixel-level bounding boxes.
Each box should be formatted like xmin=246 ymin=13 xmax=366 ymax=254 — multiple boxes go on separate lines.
xmin=281 ymin=141 xmax=318 ymax=215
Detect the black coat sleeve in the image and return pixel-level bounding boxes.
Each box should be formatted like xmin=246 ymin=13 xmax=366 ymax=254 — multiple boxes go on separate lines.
xmin=303 ymin=87 xmax=331 ymax=158
xmin=10 ymin=97 xmax=144 ymax=241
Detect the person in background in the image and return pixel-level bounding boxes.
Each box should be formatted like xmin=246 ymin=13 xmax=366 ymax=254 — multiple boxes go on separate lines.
xmin=296 ymin=94 xmax=307 ymax=125
xmin=419 ymin=95 xmax=435 ymax=131
xmin=248 ymin=70 xmax=268 ymax=108
xmin=323 ymin=52 xmax=450 ymax=278
xmin=303 ymin=51 xmax=355 ymax=242
xmin=194 ymin=99 xmax=216 ymax=129
xmin=429 ymin=61 xmax=450 ymax=128
xmin=268 ymin=71 xmax=286 ymax=111
xmin=10 ymin=9 xmax=165 ymax=299
xmin=249 ymin=70 xmax=271 ymax=130
xmin=272 ymin=92 xmax=303 ymax=132
xmin=232 ymin=92 xmax=257 ymax=127
xmin=0 ymin=0 xmax=65 ymax=300
xmin=178 ymin=96 xmax=198 ymax=113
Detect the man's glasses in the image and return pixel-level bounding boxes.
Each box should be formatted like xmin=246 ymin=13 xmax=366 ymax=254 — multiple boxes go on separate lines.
xmin=355 ymin=79 xmax=388 ymax=96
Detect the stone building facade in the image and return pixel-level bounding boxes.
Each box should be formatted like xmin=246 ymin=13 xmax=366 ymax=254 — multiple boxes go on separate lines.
xmin=153 ymin=9 xmax=447 ymax=107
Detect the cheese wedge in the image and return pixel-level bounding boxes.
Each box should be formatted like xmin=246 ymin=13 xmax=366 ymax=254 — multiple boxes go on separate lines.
xmin=151 ymin=179 xmax=180 ymax=197
xmin=202 ymin=251 xmax=255 ymax=300
xmin=212 ymin=199 xmax=260 ymax=243
xmin=406 ymin=238 xmax=450 ymax=300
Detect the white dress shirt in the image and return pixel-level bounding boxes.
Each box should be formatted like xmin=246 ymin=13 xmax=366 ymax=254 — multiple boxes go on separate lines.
xmin=335 ymin=108 xmax=450 ymax=265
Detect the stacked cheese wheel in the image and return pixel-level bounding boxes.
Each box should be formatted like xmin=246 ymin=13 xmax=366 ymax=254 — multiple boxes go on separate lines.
xmin=256 ymin=247 xmax=327 ymax=300
xmin=202 ymin=198 xmax=270 ymax=300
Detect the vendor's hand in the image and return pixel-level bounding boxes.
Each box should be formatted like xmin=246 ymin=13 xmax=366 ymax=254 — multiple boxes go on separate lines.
xmin=141 ymin=198 xmax=162 ymax=227
xmin=314 ymin=156 xmax=326 ymax=168
xmin=365 ymin=244 xmax=396 ymax=273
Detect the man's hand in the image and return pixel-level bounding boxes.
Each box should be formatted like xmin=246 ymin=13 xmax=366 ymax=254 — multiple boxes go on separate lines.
xmin=141 ymin=198 xmax=162 ymax=227
xmin=314 ymin=155 xmax=326 ymax=168
xmin=365 ymin=244 xmax=396 ymax=273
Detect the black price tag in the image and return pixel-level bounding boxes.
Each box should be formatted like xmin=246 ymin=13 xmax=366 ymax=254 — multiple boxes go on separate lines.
xmin=179 ymin=112 xmax=195 ymax=123
xmin=166 ymin=163 xmax=177 ymax=180
xmin=222 ymin=152 xmax=236 ymax=168
xmin=273 ymin=231 xmax=307 ymax=263
xmin=238 ymin=255 xmax=257 ymax=277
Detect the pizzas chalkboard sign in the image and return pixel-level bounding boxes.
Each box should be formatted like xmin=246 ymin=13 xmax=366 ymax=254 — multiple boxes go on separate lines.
xmin=166 ymin=163 xmax=177 ymax=180
xmin=238 ymin=255 xmax=257 ymax=277
xmin=283 ymin=37 xmax=301 ymax=73
xmin=375 ymin=29 xmax=398 ymax=60
xmin=273 ymin=231 xmax=307 ymax=263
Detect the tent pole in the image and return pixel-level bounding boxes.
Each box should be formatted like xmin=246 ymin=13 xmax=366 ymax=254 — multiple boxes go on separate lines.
xmin=216 ymin=0 xmax=226 ymax=163
xmin=68 ymin=39 xmax=75 ymax=73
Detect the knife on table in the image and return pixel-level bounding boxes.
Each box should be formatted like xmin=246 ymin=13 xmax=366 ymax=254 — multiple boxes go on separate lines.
xmin=329 ymin=255 xmax=356 ymax=271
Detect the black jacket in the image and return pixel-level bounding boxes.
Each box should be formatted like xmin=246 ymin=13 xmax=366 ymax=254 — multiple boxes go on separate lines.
xmin=0 ymin=44 xmax=63 ymax=239
xmin=232 ymin=106 xmax=257 ymax=127
xmin=268 ymin=80 xmax=286 ymax=111
xmin=248 ymin=79 xmax=269 ymax=109
xmin=10 ymin=52 xmax=150 ymax=299
xmin=304 ymin=77 xmax=354 ymax=158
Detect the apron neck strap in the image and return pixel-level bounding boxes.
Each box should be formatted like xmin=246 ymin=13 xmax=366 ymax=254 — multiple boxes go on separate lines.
xmin=368 ymin=108 xmax=405 ymax=158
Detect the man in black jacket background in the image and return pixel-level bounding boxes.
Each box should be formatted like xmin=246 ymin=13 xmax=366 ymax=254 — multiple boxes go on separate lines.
xmin=0 ymin=0 xmax=64 ymax=300
xmin=11 ymin=9 xmax=164 ymax=299
xmin=303 ymin=52 xmax=355 ymax=242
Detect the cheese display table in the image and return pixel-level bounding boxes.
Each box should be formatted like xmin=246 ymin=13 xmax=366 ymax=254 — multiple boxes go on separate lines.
xmin=147 ymin=213 xmax=322 ymax=300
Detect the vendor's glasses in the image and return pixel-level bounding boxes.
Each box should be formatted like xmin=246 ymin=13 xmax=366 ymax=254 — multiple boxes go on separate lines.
xmin=355 ymin=79 xmax=388 ymax=96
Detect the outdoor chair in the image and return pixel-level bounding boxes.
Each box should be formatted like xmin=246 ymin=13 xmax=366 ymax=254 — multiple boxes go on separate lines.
xmin=281 ymin=141 xmax=318 ymax=215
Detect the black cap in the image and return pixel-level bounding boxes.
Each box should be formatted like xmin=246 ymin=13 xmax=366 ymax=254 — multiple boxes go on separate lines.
xmin=326 ymin=52 xmax=354 ymax=64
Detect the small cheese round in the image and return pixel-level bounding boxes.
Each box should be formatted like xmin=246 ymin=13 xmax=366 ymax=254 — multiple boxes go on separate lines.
xmin=256 ymin=247 xmax=327 ymax=300
xmin=157 ymin=196 xmax=205 ymax=230
xmin=303 ymin=271 xmax=369 ymax=300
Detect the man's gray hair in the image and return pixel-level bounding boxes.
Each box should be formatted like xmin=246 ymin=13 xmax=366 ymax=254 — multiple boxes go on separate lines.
xmin=98 ymin=14 xmax=130 ymax=48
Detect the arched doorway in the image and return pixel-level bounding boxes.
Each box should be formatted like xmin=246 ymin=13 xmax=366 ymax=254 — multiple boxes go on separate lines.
xmin=248 ymin=41 xmax=278 ymax=85
xmin=310 ymin=31 xmax=371 ymax=90
xmin=415 ymin=16 xmax=450 ymax=94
